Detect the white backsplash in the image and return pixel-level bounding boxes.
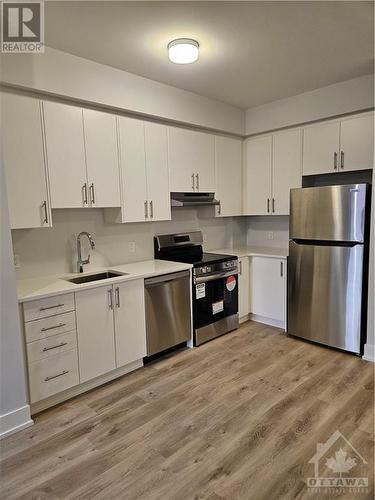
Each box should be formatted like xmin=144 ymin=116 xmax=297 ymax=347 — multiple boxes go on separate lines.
xmin=246 ymin=216 xmax=289 ymax=248
xmin=11 ymin=208 xmax=247 ymax=280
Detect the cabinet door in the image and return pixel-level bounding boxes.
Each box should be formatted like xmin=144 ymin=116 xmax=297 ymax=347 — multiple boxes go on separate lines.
xmin=75 ymin=286 xmax=116 ymax=382
xmin=272 ymin=129 xmax=302 ymax=215
xmin=340 ymin=113 xmax=374 ymax=172
xmin=168 ymin=127 xmax=195 ymax=192
xmin=238 ymin=257 xmax=251 ymax=319
xmin=145 ymin=122 xmax=171 ymax=222
xmin=215 ymin=136 xmax=242 ymax=216
xmin=114 ymin=279 xmax=146 ymax=367
xmin=302 ymin=121 xmax=340 ymax=175
xmin=244 ymin=136 xmax=272 ymax=215
xmin=43 ymin=101 xmax=87 ymax=208
xmin=195 ymin=132 xmax=215 ymax=192
xmin=118 ymin=117 xmax=147 ymax=222
xmin=2 ymin=93 xmax=51 ymax=229
xmin=251 ymin=257 xmax=285 ymax=324
xmin=83 ymin=109 xmax=120 ymax=208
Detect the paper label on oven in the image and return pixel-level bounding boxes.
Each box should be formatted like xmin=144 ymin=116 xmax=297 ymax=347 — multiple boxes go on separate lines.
xmin=226 ymin=275 xmax=236 ymax=292
xmin=212 ymin=300 xmax=224 ymax=315
xmin=196 ymin=283 xmax=206 ymax=299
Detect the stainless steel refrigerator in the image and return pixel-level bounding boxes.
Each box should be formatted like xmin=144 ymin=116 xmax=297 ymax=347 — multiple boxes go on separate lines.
xmin=288 ymin=183 xmax=370 ymax=354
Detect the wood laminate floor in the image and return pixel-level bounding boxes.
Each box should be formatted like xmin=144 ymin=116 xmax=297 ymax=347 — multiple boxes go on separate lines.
xmin=1 ymin=321 xmax=374 ymax=500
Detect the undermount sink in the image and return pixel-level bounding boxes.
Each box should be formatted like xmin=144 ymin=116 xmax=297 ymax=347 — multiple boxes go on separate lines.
xmin=66 ymin=271 xmax=127 ymax=284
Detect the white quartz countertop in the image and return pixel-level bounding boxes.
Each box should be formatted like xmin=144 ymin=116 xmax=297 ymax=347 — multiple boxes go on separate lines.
xmin=211 ymin=246 xmax=288 ymax=259
xmin=17 ymin=259 xmax=192 ymax=303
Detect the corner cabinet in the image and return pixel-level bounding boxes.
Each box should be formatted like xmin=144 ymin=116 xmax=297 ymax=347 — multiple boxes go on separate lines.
xmin=214 ymin=136 xmax=242 ymax=217
xmin=2 ymin=93 xmax=52 ymax=229
xmin=168 ymin=126 xmax=215 ymax=193
xmin=43 ymin=102 xmax=121 ymax=208
xmin=244 ymin=129 xmax=301 ymax=215
xmin=302 ymin=112 xmax=374 ymax=175
xmin=112 ymin=116 xmax=171 ymax=223
xmin=75 ymin=279 xmax=147 ymax=383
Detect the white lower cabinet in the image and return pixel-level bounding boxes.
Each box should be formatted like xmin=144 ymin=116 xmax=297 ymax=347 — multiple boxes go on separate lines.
xmin=75 ymin=285 xmax=116 ymax=383
xmin=114 ymin=280 xmax=147 ymax=367
xmin=250 ymin=257 xmax=286 ymax=327
xmin=238 ymin=257 xmax=251 ymax=319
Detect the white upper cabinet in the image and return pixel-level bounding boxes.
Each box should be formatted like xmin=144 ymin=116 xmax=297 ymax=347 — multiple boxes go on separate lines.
xmin=114 ymin=279 xmax=147 ymax=368
xmin=340 ymin=113 xmax=374 ymax=172
xmin=2 ymin=93 xmax=51 ymax=229
xmin=43 ymin=101 xmax=87 ymax=208
xmin=302 ymin=121 xmax=340 ymax=175
xmin=83 ymin=109 xmax=121 ymax=208
xmin=117 ymin=117 xmax=171 ymax=223
xmin=214 ymin=136 xmax=242 ymax=217
xmin=168 ymin=127 xmax=215 ymax=192
xmin=244 ymin=135 xmax=272 ymax=215
xmin=145 ymin=122 xmax=171 ymax=221
xmin=272 ymin=129 xmax=302 ymax=215
xmin=118 ymin=116 xmax=147 ymax=222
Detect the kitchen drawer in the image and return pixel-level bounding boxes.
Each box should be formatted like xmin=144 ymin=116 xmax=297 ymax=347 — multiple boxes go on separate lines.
xmin=28 ymin=349 xmax=79 ymax=403
xmin=26 ymin=331 xmax=77 ymax=363
xmin=23 ymin=293 xmax=75 ymax=322
xmin=24 ymin=311 xmax=76 ymax=343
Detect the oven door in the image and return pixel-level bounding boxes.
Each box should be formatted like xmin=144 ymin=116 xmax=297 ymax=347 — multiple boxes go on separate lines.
xmin=193 ymin=271 xmax=239 ymax=345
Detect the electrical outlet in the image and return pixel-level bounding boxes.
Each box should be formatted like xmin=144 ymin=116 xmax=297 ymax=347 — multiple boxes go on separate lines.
xmin=268 ymin=232 xmax=274 ymax=240
xmin=128 ymin=242 xmax=136 ymax=253
xmin=14 ymin=254 xmax=21 ymax=268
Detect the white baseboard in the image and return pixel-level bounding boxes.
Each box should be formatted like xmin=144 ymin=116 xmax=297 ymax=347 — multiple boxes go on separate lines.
xmin=363 ymin=343 xmax=375 ymax=363
xmin=250 ymin=313 xmax=285 ymax=330
xmin=0 ymin=405 xmax=33 ymax=439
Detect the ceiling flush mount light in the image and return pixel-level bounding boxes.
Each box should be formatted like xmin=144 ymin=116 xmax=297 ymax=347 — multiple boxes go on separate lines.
xmin=168 ymin=39 xmax=199 ymax=64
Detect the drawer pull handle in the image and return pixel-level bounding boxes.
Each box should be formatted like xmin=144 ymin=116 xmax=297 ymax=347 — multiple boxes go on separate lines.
xmin=41 ymin=322 xmax=66 ymax=332
xmin=44 ymin=370 xmax=69 ymax=382
xmin=42 ymin=342 xmax=68 ymax=352
xmin=39 ymin=303 xmax=64 ymax=311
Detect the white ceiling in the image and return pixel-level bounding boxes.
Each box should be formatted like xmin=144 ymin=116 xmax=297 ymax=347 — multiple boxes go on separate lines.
xmin=45 ymin=1 xmax=374 ymax=109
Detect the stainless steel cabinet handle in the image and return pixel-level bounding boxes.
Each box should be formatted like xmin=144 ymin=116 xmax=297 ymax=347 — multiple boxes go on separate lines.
xmin=150 ymin=200 xmax=154 ymax=218
xmin=272 ymin=198 xmax=275 ymax=213
xmin=41 ymin=322 xmax=66 ymax=332
xmin=42 ymin=201 xmax=48 ymax=224
xmin=191 ymin=173 xmax=195 ymax=191
xmin=40 ymin=303 xmax=64 ymax=311
xmin=115 ymin=287 xmax=120 ymax=308
xmin=340 ymin=151 xmax=344 ymax=170
xmin=45 ymin=370 xmax=69 ymax=382
xmin=218 ymin=202 xmax=221 ymax=215
xmin=108 ymin=288 xmax=114 ymax=310
xmin=334 ymin=152 xmax=338 ymax=170
xmin=239 ymin=260 xmax=242 ymax=275
xmin=267 ymin=198 xmax=270 ymax=213
xmin=144 ymin=200 xmax=148 ymax=218
xmin=42 ymin=342 xmax=68 ymax=352
xmin=280 ymin=261 xmax=284 ymax=277
xmin=195 ymin=173 xmax=199 ymax=191
xmin=82 ymin=184 xmax=88 ymax=205
xmin=89 ymin=183 xmax=95 ymax=204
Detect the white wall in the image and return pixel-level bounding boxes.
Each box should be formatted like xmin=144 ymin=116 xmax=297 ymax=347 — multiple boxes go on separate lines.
xmin=246 ymin=216 xmax=289 ymax=249
xmin=245 ymin=75 xmax=374 ymax=136
xmin=12 ymin=209 xmax=244 ymax=280
xmin=0 ymin=47 xmax=244 ymax=135
xmin=0 ymin=160 xmax=32 ymax=438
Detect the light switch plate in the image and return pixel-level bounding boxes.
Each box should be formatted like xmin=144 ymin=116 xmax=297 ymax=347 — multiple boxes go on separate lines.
xmin=128 ymin=242 xmax=136 ymax=253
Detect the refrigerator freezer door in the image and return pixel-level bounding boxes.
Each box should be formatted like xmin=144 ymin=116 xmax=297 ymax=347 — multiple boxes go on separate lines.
xmin=290 ymin=184 xmax=367 ymax=242
xmin=288 ymin=241 xmax=364 ymax=353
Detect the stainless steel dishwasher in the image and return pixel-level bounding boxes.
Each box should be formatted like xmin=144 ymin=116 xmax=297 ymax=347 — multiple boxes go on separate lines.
xmin=145 ymin=270 xmax=191 ymax=356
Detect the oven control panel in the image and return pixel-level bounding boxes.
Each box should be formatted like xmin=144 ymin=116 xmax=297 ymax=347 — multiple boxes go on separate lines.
xmin=194 ymin=259 xmax=238 ymax=278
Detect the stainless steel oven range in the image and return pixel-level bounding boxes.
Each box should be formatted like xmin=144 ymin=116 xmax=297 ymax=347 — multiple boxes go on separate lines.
xmin=154 ymin=231 xmax=239 ymax=346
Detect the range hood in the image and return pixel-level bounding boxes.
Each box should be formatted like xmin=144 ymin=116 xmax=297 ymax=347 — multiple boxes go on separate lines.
xmin=171 ymin=192 xmax=220 ymax=207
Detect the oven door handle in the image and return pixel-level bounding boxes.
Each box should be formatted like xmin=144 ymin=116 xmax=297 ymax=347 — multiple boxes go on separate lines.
xmin=194 ymin=271 xmax=238 ymax=284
